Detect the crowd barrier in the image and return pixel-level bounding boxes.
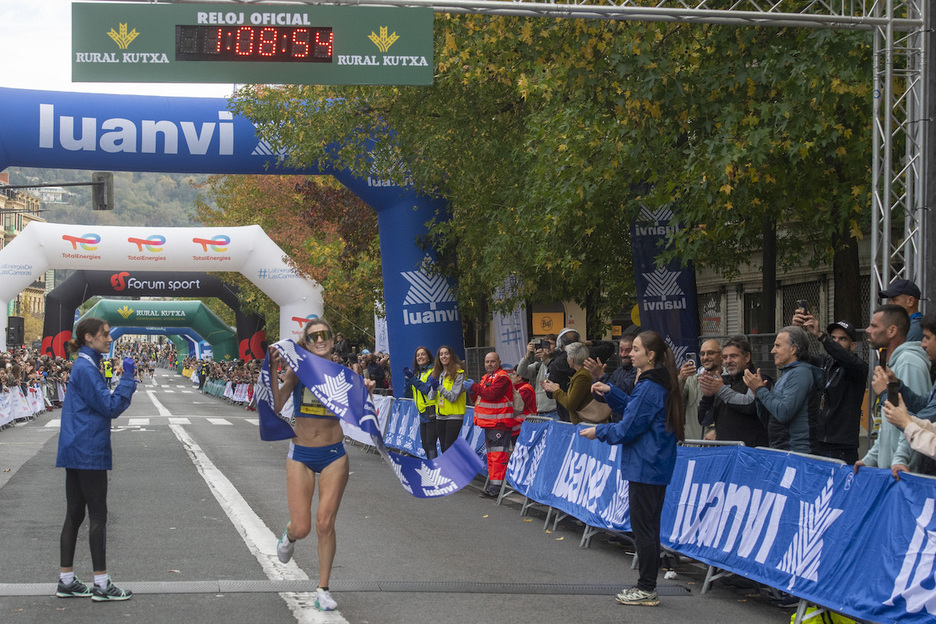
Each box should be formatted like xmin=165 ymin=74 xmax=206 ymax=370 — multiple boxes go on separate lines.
xmin=507 ymin=420 xmax=936 ymax=624
xmin=0 ymin=382 xmax=57 ymax=428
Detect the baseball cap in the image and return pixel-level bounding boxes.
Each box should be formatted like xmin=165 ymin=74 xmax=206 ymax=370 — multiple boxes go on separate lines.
xmin=502 ymin=363 xmax=515 ymax=372
xmin=879 ymin=278 xmax=922 ymax=300
xmin=827 ymin=321 xmax=858 ymax=341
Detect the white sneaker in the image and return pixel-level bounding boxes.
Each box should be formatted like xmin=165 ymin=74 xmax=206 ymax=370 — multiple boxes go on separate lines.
xmin=277 ymin=529 xmax=294 ymax=563
xmin=315 ymin=587 xmax=337 ymax=611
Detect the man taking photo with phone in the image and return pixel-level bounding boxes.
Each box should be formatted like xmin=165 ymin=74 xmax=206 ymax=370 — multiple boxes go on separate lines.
xmin=856 ymin=304 xmax=931 ymax=478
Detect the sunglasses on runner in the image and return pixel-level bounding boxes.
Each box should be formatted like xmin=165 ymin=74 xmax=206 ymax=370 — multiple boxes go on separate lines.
xmin=305 ymin=330 xmax=332 ymax=343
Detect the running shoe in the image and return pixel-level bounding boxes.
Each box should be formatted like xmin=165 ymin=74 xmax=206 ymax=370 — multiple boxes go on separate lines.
xmin=615 ymin=587 xmax=659 ymax=606
xmin=91 ymin=580 xmax=133 ymax=602
xmin=56 ymin=578 xmax=92 ymax=598
xmin=277 ymin=528 xmax=295 ymax=563
xmin=315 ymin=587 xmax=337 ymax=611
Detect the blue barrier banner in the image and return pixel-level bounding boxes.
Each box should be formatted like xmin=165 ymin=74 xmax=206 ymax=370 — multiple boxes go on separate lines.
xmin=382 ymin=398 xmax=488 ymax=475
xmin=507 ymin=421 xmax=936 ymax=623
xmin=256 ymin=340 xmax=483 ymax=498
xmin=629 ymin=205 xmax=699 ymax=360
xmin=507 ymin=421 xmax=631 ymax=531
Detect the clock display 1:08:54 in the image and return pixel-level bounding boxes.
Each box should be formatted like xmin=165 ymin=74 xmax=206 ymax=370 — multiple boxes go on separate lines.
xmin=175 ymin=25 xmax=334 ymax=62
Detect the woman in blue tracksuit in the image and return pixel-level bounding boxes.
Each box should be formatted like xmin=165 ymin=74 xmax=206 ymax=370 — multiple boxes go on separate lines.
xmin=580 ymin=330 xmax=685 ymax=608
xmin=55 ymin=317 xmax=136 ymax=602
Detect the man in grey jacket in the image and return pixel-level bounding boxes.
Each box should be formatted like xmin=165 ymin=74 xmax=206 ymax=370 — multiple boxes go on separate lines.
xmin=743 ymin=326 xmax=823 ymax=454
xmin=517 ymin=334 xmax=557 ymax=419
xmin=856 ymin=304 xmax=931 ymax=477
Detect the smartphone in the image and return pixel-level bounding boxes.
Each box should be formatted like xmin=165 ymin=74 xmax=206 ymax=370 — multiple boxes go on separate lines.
xmin=685 ymin=352 xmax=697 ymax=367
xmin=878 ymin=348 xmax=888 ymax=370
xmin=887 ymin=380 xmax=900 ymax=406
xmin=796 ymin=299 xmax=808 ymax=314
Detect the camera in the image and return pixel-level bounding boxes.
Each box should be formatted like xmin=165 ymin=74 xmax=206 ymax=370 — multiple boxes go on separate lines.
xmin=538 ymin=339 xmax=550 ymax=350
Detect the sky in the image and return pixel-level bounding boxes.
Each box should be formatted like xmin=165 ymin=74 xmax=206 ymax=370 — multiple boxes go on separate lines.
xmin=0 ymin=0 xmax=232 ymax=97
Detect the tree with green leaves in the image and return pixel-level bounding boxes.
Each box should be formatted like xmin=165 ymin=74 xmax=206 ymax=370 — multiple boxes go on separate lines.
xmin=231 ymin=16 xmax=872 ymax=334
xmin=194 ymin=175 xmax=381 ymax=344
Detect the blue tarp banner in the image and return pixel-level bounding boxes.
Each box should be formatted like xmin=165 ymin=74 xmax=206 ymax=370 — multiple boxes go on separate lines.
xmin=383 ymin=398 xmax=488 ymax=474
xmin=507 ymin=421 xmax=936 ymax=623
xmin=257 ymin=340 xmax=484 ymax=498
xmin=629 ymin=205 xmax=699 ymax=361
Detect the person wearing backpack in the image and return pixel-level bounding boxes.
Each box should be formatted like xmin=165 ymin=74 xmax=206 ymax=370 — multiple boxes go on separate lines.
xmin=468 ymin=352 xmax=522 ymax=498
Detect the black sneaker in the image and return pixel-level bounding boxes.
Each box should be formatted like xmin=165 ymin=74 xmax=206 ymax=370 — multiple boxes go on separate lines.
xmin=56 ymin=578 xmax=92 ymax=598
xmin=91 ymin=580 xmax=133 ymax=602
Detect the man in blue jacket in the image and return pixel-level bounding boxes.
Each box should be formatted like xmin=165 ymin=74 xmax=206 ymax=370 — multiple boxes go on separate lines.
xmin=743 ymin=326 xmax=823 ymax=454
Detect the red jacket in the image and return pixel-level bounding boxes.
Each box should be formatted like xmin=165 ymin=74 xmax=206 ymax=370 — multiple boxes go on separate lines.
xmin=471 ymin=369 xmax=521 ymax=428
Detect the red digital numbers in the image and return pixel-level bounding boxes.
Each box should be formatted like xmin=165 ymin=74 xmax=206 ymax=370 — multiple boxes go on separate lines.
xmin=176 ymin=25 xmax=333 ymax=63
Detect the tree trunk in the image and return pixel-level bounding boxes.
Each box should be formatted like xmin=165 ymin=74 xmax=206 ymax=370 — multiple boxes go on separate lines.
xmin=832 ymin=230 xmax=862 ymax=324
xmin=760 ymin=217 xmax=778 ymax=333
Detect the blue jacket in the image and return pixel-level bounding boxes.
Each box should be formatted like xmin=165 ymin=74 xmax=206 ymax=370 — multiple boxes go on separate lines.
xmin=594 ymin=368 xmax=677 ymax=486
xmin=56 ymin=347 xmax=135 ymax=470
xmin=755 ymin=359 xmax=823 ymax=454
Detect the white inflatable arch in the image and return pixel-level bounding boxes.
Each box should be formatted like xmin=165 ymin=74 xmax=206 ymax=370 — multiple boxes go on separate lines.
xmin=0 ymin=222 xmax=322 ymax=351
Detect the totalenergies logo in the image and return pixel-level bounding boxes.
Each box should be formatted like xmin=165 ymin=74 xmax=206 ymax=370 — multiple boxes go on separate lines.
xmin=193 ymin=235 xmax=230 ymax=252
xmin=62 ymin=233 xmax=101 ymax=251
xmin=292 ymin=314 xmax=320 ymax=329
xmin=128 ymin=234 xmax=166 ymax=252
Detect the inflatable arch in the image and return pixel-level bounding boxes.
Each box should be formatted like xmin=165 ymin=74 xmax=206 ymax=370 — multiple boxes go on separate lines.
xmin=80 ymin=298 xmax=238 ymax=360
xmin=0 ymin=87 xmax=464 ymax=397
xmin=0 ymin=221 xmax=318 ymax=356
xmin=43 ymin=269 xmax=265 ymax=360
xmin=110 ymin=326 xmax=210 ymax=360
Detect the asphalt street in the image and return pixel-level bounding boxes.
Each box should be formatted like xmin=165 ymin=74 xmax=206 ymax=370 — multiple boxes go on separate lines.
xmin=0 ymin=368 xmax=793 ymax=624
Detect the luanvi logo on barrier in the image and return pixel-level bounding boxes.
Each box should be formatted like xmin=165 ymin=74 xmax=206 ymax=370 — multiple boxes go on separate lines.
xmin=72 ymin=2 xmax=433 ymax=85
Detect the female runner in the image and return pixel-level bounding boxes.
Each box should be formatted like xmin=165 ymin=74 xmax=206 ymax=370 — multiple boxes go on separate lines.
xmin=269 ymin=319 xmax=373 ymax=612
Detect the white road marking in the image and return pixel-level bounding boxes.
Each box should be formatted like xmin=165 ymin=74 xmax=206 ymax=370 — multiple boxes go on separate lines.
xmin=245 ymin=418 xmax=259 ymax=426
xmin=169 ymin=423 xmax=347 ymax=623
xmin=146 ymin=391 xmax=173 ymax=418
xmin=207 ymin=418 xmax=233 ymax=426
xmin=45 ymin=419 xmax=60 ymax=428
xmin=168 ymin=417 xmax=191 ymax=425
xmin=127 ymin=418 xmax=150 ymax=426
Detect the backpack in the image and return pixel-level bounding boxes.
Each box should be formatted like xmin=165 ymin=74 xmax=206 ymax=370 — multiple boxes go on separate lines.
xmin=510 ymin=385 xmax=525 ymax=416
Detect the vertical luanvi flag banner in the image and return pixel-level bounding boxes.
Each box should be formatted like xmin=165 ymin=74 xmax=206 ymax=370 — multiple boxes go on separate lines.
xmin=629 ymin=205 xmax=700 ymax=361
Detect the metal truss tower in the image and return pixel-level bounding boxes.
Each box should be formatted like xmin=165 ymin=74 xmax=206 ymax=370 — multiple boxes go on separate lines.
xmin=138 ymin=0 xmax=930 ymax=308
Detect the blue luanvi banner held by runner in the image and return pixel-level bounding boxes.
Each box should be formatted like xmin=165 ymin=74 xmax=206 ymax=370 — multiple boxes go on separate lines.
xmin=629 ymin=205 xmax=700 ymax=361
xmin=507 ymin=421 xmax=936 ymax=623
xmin=256 ymin=339 xmax=483 ymax=498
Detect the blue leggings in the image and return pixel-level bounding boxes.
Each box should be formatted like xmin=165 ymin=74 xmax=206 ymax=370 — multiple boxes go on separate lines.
xmin=288 ymin=441 xmax=346 ymax=473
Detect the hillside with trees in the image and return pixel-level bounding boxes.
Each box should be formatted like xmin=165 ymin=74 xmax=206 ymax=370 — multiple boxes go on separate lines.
xmin=6 ymin=167 xmax=210 ymax=226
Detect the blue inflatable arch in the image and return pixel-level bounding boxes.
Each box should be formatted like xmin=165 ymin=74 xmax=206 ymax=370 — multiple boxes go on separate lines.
xmin=0 ymin=88 xmax=464 ymax=397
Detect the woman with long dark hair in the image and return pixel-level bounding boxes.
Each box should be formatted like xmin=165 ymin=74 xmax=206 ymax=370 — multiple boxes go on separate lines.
xmin=404 ymin=346 xmax=439 ymax=459
xmin=432 ymin=345 xmax=467 ymax=453
xmin=56 ymin=317 xmax=136 ymax=601
xmin=580 ymin=331 xmax=685 ymax=607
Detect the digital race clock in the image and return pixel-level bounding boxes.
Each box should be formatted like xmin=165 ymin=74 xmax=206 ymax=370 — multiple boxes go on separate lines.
xmin=176 ymin=26 xmax=333 ymax=62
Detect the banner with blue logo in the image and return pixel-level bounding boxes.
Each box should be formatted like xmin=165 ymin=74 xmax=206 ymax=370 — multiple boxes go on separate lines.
xmin=507 ymin=421 xmax=936 ymax=623
xmin=382 ymin=398 xmax=487 ymax=471
xmin=629 ymin=205 xmax=700 ymax=360
xmin=507 ymin=421 xmax=631 ymax=531
xmin=257 ymin=340 xmax=483 ymax=498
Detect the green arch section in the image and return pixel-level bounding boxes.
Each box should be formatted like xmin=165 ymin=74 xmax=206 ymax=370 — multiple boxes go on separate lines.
xmin=80 ymin=299 xmax=238 ymax=361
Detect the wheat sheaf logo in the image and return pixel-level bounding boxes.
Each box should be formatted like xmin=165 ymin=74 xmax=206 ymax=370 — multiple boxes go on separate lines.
xmin=368 ymin=26 xmax=399 ymax=52
xmin=117 ymin=305 xmax=134 ymax=319
xmin=107 ymin=23 xmax=139 ymax=50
